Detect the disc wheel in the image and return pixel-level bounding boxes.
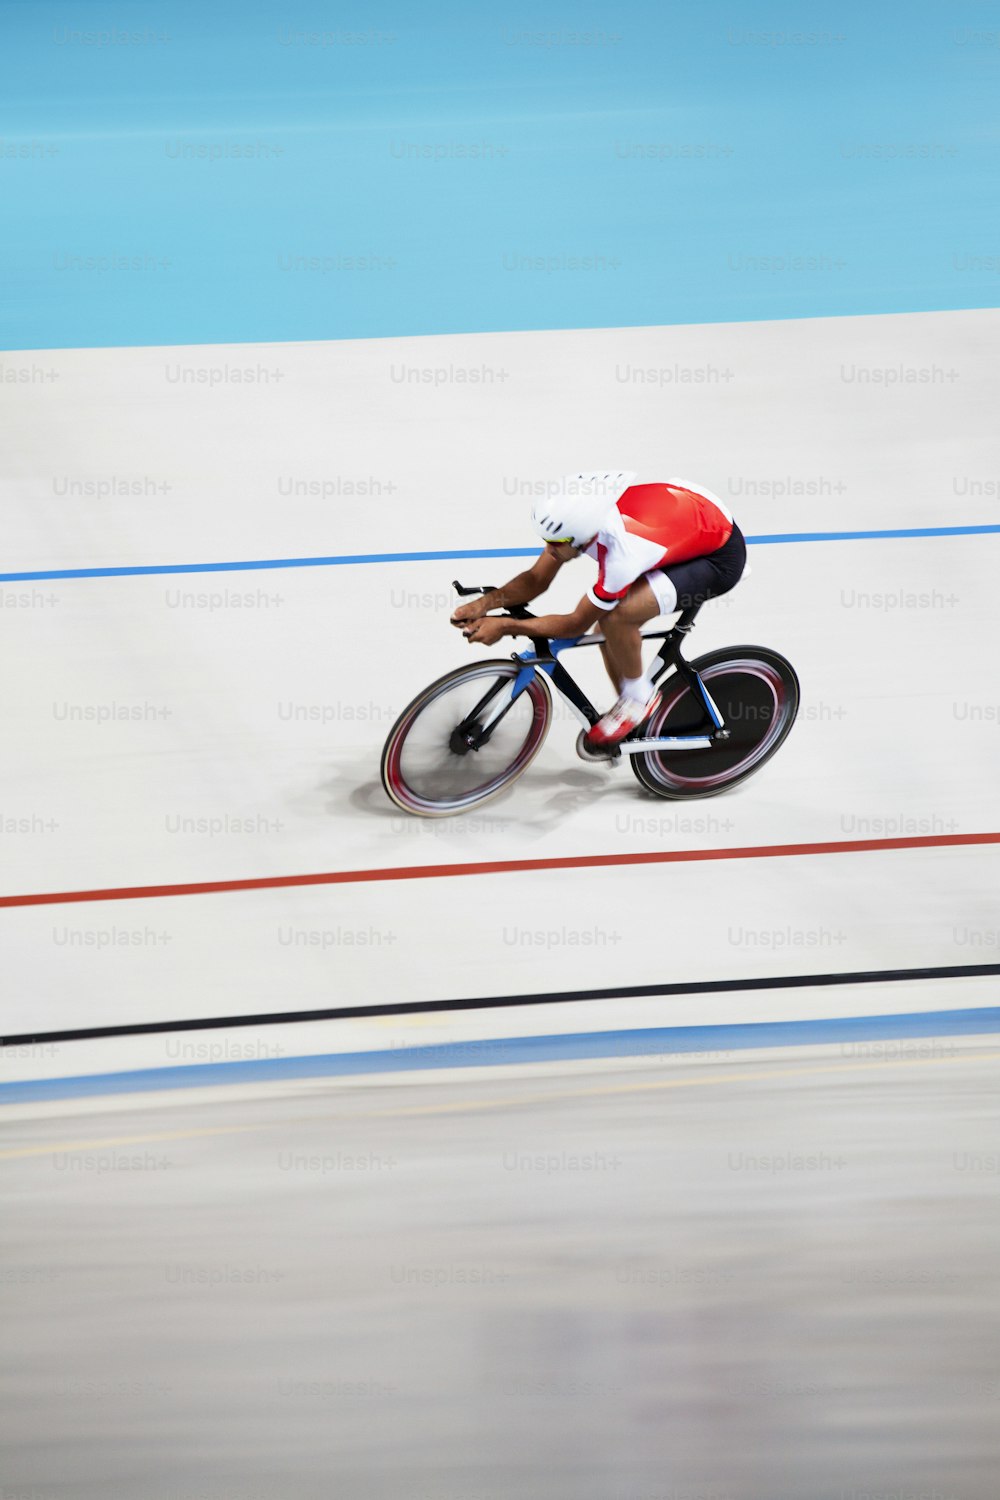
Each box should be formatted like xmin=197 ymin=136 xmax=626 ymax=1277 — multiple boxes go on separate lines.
xmin=631 ymin=646 xmax=799 ymax=800
xmin=381 ymin=661 xmax=552 ymax=816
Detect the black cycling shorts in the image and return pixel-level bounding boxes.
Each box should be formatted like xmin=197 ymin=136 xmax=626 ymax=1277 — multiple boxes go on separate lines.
xmin=649 ymin=522 xmax=747 ymax=612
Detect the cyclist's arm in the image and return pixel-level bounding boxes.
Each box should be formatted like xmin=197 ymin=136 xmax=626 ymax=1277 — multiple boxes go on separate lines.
xmin=493 ymin=594 xmax=603 ymax=641
xmin=451 ymin=550 xmax=560 ymax=622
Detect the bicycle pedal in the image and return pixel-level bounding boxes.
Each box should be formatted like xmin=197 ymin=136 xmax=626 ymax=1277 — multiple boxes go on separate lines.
xmin=576 ymin=729 xmax=622 ymax=766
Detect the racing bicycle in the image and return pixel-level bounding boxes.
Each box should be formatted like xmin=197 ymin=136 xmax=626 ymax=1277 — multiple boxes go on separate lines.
xmin=380 ymin=581 xmax=799 ymax=817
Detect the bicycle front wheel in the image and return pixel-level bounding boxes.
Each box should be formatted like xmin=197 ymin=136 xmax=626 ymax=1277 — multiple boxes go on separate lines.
xmin=631 ymin=646 xmax=799 ymax=800
xmin=381 ymin=661 xmax=552 ymax=816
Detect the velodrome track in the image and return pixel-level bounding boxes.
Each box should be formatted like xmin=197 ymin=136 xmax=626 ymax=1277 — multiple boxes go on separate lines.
xmin=3 ymin=1040 xmax=999 ymax=1500
xmin=2 ymin=308 xmax=999 ymax=1496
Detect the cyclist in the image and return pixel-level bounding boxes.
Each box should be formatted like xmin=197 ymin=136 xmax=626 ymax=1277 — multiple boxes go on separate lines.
xmin=451 ymin=471 xmax=747 ymax=748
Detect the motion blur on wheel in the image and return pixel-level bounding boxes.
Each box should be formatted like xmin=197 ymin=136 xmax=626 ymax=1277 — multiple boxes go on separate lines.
xmin=381 ymin=660 xmax=552 ymax=816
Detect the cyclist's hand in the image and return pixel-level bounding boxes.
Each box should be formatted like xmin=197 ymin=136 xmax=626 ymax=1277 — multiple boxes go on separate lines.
xmin=450 ymin=599 xmax=488 ymax=626
xmin=462 ymin=616 xmax=507 ymax=647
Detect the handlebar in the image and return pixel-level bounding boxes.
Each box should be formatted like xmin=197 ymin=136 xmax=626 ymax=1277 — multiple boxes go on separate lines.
xmin=452 ymin=579 xmax=534 ymax=622
xmin=451 ymin=580 xmax=491 ymax=598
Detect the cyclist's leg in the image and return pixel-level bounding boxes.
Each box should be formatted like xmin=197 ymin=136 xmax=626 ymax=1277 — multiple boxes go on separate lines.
xmin=601 ymin=577 xmax=665 ymax=682
xmin=584 ymin=580 xmax=667 ymax=745
xmin=593 ymin=579 xmax=662 ymax=691
xmin=589 ymin=527 xmax=748 ymax=746
xmin=596 ymin=630 xmax=623 ymax=693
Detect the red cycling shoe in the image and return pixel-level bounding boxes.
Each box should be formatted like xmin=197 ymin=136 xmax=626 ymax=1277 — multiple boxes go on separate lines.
xmin=584 ymin=690 xmax=662 ymax=749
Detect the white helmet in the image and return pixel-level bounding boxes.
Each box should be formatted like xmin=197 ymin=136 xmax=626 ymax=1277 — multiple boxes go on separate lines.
xmin=530 ymin=471 xmax=637 ymax=548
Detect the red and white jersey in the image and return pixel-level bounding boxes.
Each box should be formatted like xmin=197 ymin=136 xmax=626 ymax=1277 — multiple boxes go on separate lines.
xmin=583 ymin=478 xmax=734 ymax=611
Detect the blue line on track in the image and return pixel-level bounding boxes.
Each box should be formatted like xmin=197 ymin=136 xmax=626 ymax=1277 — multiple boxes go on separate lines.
xmin=3 ymin=1005 xmax=997 ymax=1104
xmin=2 ymin=525 xmax=999 ymax=584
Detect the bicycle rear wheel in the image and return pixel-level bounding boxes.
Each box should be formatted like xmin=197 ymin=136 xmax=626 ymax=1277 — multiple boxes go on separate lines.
xmin=381 ymin=661 xmax=552 ymax=816
xmin=631 ymin=646 xmax=799 ymax=800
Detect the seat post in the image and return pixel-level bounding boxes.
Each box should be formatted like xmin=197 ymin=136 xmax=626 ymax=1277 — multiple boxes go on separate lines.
xmin=648 ymin=602 xmax=702 ymax=685
xmin=674 ymin=603 xmax=702 ymax=634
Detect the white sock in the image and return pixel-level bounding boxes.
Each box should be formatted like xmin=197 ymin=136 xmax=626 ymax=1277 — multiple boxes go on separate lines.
xmin=621 ymin=674 xmax=654 ymax=705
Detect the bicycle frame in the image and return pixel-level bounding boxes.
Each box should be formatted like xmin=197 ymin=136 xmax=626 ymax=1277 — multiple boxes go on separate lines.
xmin=452 ymin=585 xmax=730 ymax=758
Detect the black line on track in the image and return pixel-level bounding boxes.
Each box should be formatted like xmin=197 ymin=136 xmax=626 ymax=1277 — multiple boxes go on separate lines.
xmin=4 ymin=962 xmax=1000 ymax=1048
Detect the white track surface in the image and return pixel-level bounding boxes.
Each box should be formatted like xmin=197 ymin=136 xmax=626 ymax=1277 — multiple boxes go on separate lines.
xmin=2 ymin=309 xmax=999 ymax=1083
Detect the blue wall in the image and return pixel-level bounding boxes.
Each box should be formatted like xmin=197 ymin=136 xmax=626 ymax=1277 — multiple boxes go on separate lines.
xmin=2 ymin=0 xmax=998 ymax=348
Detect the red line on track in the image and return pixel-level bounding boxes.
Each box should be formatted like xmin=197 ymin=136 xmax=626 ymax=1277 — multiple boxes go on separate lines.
xmin=2 ymin=832 xmax=999 ymax=910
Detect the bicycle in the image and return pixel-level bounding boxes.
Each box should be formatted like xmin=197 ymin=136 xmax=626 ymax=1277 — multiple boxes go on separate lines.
xmin=380 ymin=581 xmax=800 ymax=816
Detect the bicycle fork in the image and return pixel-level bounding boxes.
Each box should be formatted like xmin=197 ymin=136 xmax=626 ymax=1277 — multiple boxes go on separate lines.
xmin=449 ymin=675 xmax=517 ymax=754
xmin=452 ymin=649 xmax=596 ymax=753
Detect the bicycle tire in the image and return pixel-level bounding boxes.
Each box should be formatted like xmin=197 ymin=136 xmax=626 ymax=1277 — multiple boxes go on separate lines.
xmin=381 ymin=660 xmax=552 ymax=817
xmin=631 ymin=646 xmax=799 ymax=800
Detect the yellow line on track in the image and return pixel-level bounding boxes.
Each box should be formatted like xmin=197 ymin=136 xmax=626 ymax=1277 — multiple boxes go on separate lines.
xmin=362 ymin=1049 xmax=1000 ymax=1116
xmin=0 ymin=1122 xmax=261 ymax=1160
xmin=1 ymin=1048 xmax=997 ymax=1161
